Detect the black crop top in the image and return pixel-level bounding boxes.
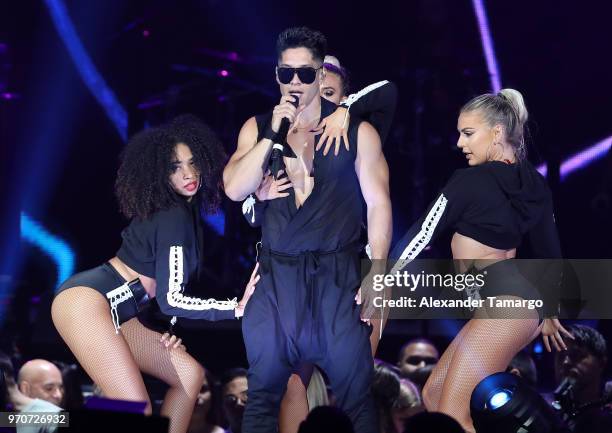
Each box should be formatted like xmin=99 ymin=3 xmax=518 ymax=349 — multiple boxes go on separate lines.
xmin=117 ymin=200 xmax=237 ymax=321
xmin=391 ymin=160 xmax=562 ymax=261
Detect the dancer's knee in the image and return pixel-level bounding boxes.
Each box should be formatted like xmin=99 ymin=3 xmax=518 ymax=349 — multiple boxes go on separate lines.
xmin=169 ymin=355 xmax=205 ymax=399
xmin=184 ymin=361 xmax=206 ymax=399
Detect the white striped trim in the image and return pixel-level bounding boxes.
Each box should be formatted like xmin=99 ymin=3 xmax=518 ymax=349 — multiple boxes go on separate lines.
xmin=242 ymin=194 xmax=257 ymax=224
xmin=167 ymin=246 xmax=238 ymax=313
xmin=106 ymin=283 xmax=133 ymax=334
xmin=390 ymin=194 xmax=448 ymax=274
xmin=341 ymin=80 xmax=389 ymax=110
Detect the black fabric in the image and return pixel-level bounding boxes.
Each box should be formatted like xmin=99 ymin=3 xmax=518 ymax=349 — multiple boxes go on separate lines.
xmin=56 ymin=263 xmax=145 ymax=327
xmin=111 ymin=200 xmax=235 ymax=321
xmin=391 ymin=160 xmax=562 ymax=317
xmin=254 ymin=97 xmax=363 ymax=253
xmin=242 ymin=98 xmax=377 ymax=433
xmin=343 ymin=81 xmax=398 ymax=145
xmin=245 ymin=81 xmax=397 ymax=229
xmin=242 ymin=246 xmax=378 ymax=433
xmin=391 ymin=161 xmax=561 ymax=255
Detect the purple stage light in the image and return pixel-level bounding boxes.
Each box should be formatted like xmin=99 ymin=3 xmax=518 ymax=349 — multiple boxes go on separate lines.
xmin=536 ymin=134 xmax=612 ymax=181
xmin=137 ymin=98 xmax=163 ymax=110
xmin=1 ymin=92 xmax=19 ymax=100
xmin=471 ymin=0 xmax=502 ymax=93
xmin=142 ymin=29 xmax=150 ymax=37
xmin=560 ymin=135 xmax=612 ymax=180
xmin=218 ymin=69 xmax=229 ymax=77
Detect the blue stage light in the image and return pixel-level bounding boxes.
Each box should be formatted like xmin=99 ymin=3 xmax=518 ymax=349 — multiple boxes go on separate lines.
xmin=205 ymin=210 xmax=226 ymax=236
xmin=20 ymin=212 xmax=75 ymax=290
xmin=488 ymin=389 xmax=512 ymax=410
xmin=43 ymin=0 xmax=127 ymax=141
xmin=533 ymin=341 xmax=544 ymax=354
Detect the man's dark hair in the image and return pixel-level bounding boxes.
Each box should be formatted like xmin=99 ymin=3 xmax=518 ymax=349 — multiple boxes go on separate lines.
xmin=0 ymin=351 xmax=15 ymax=409
xmin=276 ymin=27 xmax=327 ymax=64
xmin=298 ymin=406 xmax=354 ymax=433
xmin=568 ymin=324 xmax=607 ymax=363
xmin=398 ymin=338 xmax=438 ymax=362
xmin=220 ymin=367 xmax=248 ymax=389
xmin=506 ymin=350 xmax=538 ymax=388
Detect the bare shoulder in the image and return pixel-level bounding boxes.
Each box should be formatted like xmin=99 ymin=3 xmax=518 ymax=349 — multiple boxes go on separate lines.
xmin=230 ymin=116 xmax=259 ymax=161
xmin=238 ymin=116 xmax=258 ymax=142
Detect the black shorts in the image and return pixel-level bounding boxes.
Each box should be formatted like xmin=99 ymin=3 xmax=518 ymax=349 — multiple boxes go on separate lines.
xmin=56 ymin=263 xmax=155 ymax=333
xmin=458 ymin=259 xmax=544 ymax=321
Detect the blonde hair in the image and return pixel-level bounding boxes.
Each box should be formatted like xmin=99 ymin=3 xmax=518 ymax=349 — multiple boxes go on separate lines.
xmin=461 ymin=88 xmax=529 ymax=161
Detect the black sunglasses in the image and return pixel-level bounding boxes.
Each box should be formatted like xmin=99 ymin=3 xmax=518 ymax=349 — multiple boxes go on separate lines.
xmin=276 ymin=66 xmax=321 ymax=84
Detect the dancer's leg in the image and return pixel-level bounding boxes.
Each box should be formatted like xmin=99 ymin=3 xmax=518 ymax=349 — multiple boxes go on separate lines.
xmin=51 ymin=287 xmax=151 ymax=410
xmin=279 ymin=366 xmax=313 ymax=433
xmin=120 ymin=318 xmax=205 ymax=433
xmin=436 ymin=310 xmax=539 ymax=432
xmin=422 ymin=322 xmax=470 ymax=411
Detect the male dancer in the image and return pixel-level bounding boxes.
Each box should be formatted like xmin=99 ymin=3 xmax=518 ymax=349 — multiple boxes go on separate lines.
xmin=223 ymin=27 xmax=391 ymax=433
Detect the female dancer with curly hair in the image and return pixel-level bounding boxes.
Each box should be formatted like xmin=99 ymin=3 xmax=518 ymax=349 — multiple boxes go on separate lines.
xmin=390 ymin=89 xmax=571 ymax=432
xmin=51 ymin=115 xmax=258 ymax=433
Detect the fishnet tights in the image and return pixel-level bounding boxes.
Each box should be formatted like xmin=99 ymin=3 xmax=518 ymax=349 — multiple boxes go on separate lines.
xmin=423 ymin=299 xmax=542 ymax=432
xmin=51 ymin=286 xmax=205 ymax=433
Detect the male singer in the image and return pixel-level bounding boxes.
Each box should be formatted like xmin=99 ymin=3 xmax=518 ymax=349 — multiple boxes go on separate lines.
xmin=223 ymin=26 xmax=391 ymax=433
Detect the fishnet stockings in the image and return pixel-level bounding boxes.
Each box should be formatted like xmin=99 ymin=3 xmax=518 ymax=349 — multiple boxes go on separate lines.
xmin=423 ymin=299 xmax=541 ymax=433
xmin=52 ymin=286 xmax=205 ymax=433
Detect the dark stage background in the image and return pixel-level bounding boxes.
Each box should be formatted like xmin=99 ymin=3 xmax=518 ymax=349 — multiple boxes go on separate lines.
xmin=1 ymin=0 xmax=611 ymax=391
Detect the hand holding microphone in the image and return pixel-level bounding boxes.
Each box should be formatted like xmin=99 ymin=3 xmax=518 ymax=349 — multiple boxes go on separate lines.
xmin=270 ymin=94 xmax=299 ymax=179
xmin=271 ymin=94 xmax=300 ymax=133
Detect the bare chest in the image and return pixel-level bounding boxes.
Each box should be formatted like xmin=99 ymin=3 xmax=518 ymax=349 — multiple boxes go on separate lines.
xmin=284 ymin=130 xmax=316 ymax=208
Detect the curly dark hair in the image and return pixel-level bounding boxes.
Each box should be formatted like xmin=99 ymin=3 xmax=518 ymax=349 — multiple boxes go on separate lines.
xmin=276 ymin=26 xmax=327 ymax=64
xmin=115 ymin=114 xmax=226 ymax=220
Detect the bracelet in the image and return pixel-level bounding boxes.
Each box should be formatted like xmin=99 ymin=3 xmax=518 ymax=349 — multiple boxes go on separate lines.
xmin=261 ymin=123 xmax=278 ymax=142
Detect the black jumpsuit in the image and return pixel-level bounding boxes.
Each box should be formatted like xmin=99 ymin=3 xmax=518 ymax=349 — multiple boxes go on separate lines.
xmin=241 ymin=97 xmax=378 ymax=433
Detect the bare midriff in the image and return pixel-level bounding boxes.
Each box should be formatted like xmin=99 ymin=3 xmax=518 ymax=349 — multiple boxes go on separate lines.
xmin=451 ymin=232 xmax=516 ymax=273
xmin=108 ymin=256 xmax=157 ymax=298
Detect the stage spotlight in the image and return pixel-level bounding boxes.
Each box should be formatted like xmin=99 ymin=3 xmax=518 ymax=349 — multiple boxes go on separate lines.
xmin=488 ymin=389 xmax=512 ymax=409
xmin=471 ymin=372 xmax=562 ymax=433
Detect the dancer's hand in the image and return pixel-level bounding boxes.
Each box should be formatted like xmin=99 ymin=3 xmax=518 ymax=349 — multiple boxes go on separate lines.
xmin=235 ymin=263 xmax=260 ymax=318
xmin=540 ymin=318 xmax=574 ymax=352
xmin=314 ymin=106 xmax=350 ymax=156
xmin=160 ymin=333 xmax=186 ymax=351
xmin=356 ymin=271 xmax=376 ymax=325
xmin=255 ymin=170 xmax=292 ymax=201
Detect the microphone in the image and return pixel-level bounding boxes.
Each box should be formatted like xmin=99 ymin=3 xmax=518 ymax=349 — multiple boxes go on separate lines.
xmin=271 ymin=94 xmax=299 ymax=179
xmin=552 ymin=376 xmax=576 ymax=412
